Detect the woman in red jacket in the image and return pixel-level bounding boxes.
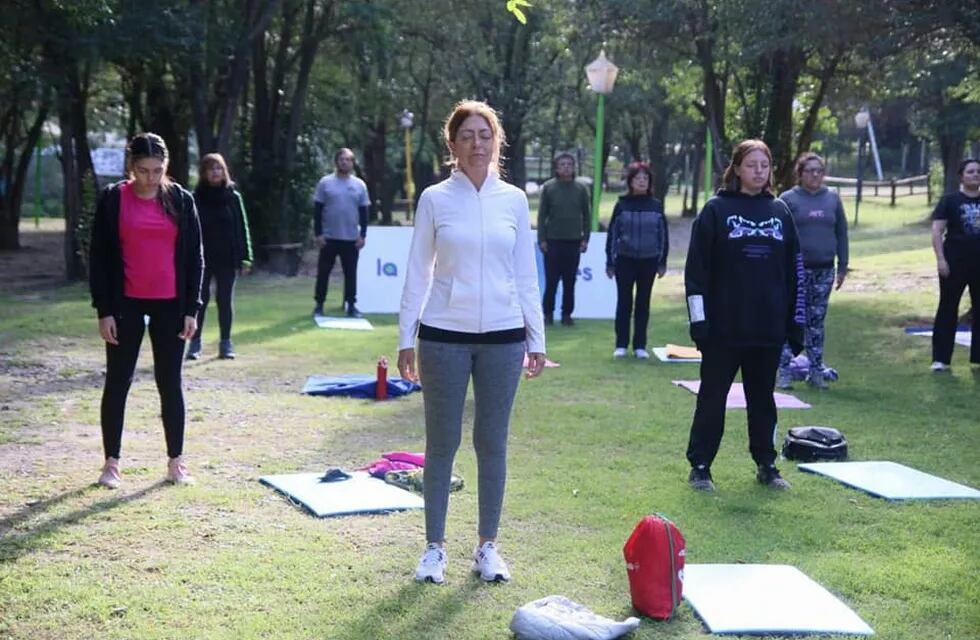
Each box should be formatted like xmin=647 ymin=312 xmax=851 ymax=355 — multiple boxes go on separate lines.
xmin=88 ymin=133 xmax=204 ymax=488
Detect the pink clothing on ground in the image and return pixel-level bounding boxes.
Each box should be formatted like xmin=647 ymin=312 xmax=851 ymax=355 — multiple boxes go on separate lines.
xmin=119 ymin=182 xmax=178 ymax=299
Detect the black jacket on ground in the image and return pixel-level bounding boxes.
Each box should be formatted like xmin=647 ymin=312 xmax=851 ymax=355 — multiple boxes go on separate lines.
xmin=194 ymin=184 xmax=254 ymax=270
xmin=89 ymin=181 xmax=204 ymax=326
xmin=684 ymin=189 xmax=805 ymax=348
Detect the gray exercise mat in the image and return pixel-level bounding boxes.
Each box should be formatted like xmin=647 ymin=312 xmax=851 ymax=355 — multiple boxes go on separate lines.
xmin=683 ymin=564 xmax=873 ymax=636
xmin=798 ymin=461 xmax=980 ymax=500
xmin=259 ymin=471 xmax=423 ymax=517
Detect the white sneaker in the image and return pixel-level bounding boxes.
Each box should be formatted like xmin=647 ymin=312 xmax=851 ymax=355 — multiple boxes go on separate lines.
xmin=930 ymin=361 xmax=950 ymax=372
xmin=472 ymin=541 xmax=511 ymax=582
xmin=635 ymin=349 xmax=650 ymax=359
xmin=415 ymin=543 xmax=447 ymax=584
xmin=165 ymin=456 xmax=195 ymax=485
xmin=613 ymin=348 xmax=628 ymax=359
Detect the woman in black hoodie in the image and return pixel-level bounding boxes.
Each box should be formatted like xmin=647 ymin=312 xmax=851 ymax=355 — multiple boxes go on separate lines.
xmin=605 ymin=162 xmax=669 ymax=359
xmin=683 ymin=139 xmax=805 ymax=492
xmin=187 ymin=153 xmax=253 ymax=360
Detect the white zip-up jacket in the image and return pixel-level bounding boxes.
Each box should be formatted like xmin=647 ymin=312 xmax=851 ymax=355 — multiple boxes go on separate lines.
xmin=398 ymin=171 xmax=546 ymax=353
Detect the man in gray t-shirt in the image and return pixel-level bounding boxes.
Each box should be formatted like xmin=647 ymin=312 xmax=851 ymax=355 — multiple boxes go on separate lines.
xmin=312 ymin=148 xmax=371 ymax=317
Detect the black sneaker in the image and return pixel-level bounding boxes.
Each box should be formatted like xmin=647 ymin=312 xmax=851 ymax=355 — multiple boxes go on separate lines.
xmin=346 ymin=303 xmax=363 ymax=318
xmin=313 ymin=304 xmax=324 ymax=317
xmin=688 ymin=465 xmax=715 ymax=492
xmin=756 ymin=464 xmax=791 ymax=490
xmin=561 ymin=316 xmax=574 ymax=326
xmin=219 ymin=339 xmax=236 ymax=360
xmin=544 ymin=316 xmax=554 ymax=326
xmin=186 ymin=339 xmax=202 ymax=361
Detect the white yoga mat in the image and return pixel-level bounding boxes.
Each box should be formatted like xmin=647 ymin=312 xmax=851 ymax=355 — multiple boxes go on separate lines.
xmin=905 ymin=327 xmax=971 ymax=347
xmin=798 ymin=461 xmax=980 ymax=500
xmin=683 ymin=564 xmax=874 ymax=636
xmin=259 ymin=471 xmax=423 ymax=517
xmin=653 ymin=347 xmax=701 ymax=363
xmin=314 ymin=316 xmax=374 ymax=331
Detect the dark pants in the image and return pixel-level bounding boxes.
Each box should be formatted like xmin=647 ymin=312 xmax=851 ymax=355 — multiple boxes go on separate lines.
xmin=101 ymin=297 xmax=186 ymax=460
xmin=194 ymin=266 xmax=237 ymax=341
xmin=614 ymin=256 xmax=658 ymax=349
xmin=314 ymin=239 xmax=358 ymax=305
xmin=932 ymin=264 xmax=980 ymax=364
xmin=686 ymin=344 xmax=781 ymax=469
xmin=542 ymin=240 xmax=581 ymax=319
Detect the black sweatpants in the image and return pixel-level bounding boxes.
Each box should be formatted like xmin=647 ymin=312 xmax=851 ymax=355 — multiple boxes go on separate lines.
xmin=932 ymin=264 xmax=980 ymax=364
xmin=314 ymin=239 xmax=358 ymax=305
xmin=614 ymin=256 xmax=658 ymax=349
xmin=542 ymin=239 xmax=581 ymax=318
xmin=101 ymin=297 xmax=186 ymax=460
xmin=194 ymin=266 xmax=237 ymax=341
xmin=686 ymin=344 xmax=781 ymax=469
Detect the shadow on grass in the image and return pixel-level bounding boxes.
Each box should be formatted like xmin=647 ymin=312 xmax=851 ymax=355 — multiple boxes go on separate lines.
xmin=227 ymin=314 xmax=321 ymax=347
xmin=330 ymin=575 xmax=486 ymax=639
xmin=0 ymin=481 xmax=167 ymax=563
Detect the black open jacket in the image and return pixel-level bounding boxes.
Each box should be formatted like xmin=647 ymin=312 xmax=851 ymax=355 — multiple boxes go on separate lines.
xmin=89 ymin=180 xmax=204 ymax=327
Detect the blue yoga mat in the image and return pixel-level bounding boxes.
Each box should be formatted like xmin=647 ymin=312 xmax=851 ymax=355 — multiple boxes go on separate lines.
xmin=259 ymin=471 xmax=424 ymax=517
xmin=302 ymin=375 xmax=421 ymax=399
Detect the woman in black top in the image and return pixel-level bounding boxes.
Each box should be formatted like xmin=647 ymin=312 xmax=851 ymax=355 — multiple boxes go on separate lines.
xmin=930 ymin=158 xmax=980 ymax=371
xmin=187 ymin=153 xmax=253 ymax=360
xmin=604 ymin=162 xmax=669 ymax=359
xmin=683 ymin=139 xmax=805 ymax=492
xmin=89 ymin=133 xmax=203 ymax=488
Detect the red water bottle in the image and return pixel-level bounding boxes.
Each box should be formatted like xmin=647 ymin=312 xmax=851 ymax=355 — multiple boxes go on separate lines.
xmin=376 ymin=356 xmax=388 ymax=400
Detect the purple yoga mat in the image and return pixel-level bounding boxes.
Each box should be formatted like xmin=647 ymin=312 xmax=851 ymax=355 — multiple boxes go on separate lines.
xmin=672 ymin=380 xmax=811 ymax=409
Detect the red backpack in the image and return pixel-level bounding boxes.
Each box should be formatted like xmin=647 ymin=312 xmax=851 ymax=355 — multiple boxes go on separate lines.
xmin=623 ymin=513 xmax=686 ymax=620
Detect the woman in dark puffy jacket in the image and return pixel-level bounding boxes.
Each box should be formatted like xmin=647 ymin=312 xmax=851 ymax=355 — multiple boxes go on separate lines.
xmin=604 ymin=161 xmax=669 ymax=359
xmin=187 ymin=153 xmax=253 ymax=360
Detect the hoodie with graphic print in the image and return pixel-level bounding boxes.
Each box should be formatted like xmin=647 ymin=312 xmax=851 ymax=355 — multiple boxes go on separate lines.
xmin=684 ymin=189 xmax=805 ymax=348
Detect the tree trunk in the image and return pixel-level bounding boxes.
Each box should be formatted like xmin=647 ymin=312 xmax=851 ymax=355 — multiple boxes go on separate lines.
xmin=763 ymin=48 xmax=806 ymax=193
xmin=0 ymin=95 xmax=50 ymax=250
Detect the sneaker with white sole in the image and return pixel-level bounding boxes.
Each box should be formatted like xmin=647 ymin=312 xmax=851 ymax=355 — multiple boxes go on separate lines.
xmin=634 ymin=348 xmax=650 ymax=359
xmin=166 ymin=456 xmax=195 ymax=485
xmin=98 ymin=457 xmax=122 ymax=489
xmin=415 ymin=543 xmax=447 ymax=584
xmin=930 ymin=361 xmax=950 ymax=372
xmin=613 ymin=348 xmax=628 ymax=359
xmin=472 ymin=541 xmax=511 ymax=582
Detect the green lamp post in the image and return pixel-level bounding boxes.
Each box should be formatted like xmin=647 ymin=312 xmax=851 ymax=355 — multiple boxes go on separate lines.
xmin=585 ymin=50 xmax=619 ymax=231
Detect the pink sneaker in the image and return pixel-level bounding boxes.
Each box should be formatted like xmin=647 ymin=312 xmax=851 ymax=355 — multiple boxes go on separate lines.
xmin=166 ymin=456 xmax=195 ymax=485
xmin=98 ymin=457 xmax=122 ymax=489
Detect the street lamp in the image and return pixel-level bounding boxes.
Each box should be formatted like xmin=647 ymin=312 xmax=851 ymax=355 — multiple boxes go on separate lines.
xmin=854 ymin=108 xmax=870 ymax=227
xmin=585 ymin=50 xmax=619 ymax=231
xmin=399 ymin=109 xmax=416 ymax=220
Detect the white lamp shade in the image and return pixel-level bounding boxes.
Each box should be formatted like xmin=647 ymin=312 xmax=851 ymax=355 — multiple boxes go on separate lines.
xmin=854 ymin=109 xmax=870 ymax=129
xmin=586 ymin=50 xmax=619 ymax=94
xmin=399 ymin=109 xmax=414 ymax=129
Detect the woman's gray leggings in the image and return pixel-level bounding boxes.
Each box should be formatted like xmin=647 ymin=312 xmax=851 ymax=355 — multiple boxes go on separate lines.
xmin=417 ymin=339 xmax=525 ymax=542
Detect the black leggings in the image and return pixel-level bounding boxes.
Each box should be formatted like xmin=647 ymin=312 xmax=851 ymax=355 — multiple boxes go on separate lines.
xmin=932 ymin=264 xmax=979 ymax=365
xmin=194 ymin=267 xmax=237 ymax=341
xmin=686 ymin=344 xmax=781 ymax=469
xmin=101 ymin=297 xmax=186 ymax=460
xmin=614 ymin=256 xmax=658 ymax=349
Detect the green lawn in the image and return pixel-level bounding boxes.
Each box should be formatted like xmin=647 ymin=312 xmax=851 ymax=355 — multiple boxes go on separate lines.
xmin=1 ymin=202 xmax=977 ymax=639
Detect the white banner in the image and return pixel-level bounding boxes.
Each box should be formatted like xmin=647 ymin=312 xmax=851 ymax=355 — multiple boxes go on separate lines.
xmin=357 ymin=227 xmax=618 ymax=318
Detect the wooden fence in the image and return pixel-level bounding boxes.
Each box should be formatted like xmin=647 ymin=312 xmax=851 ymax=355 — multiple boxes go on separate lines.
xmin=824 ymin=173 xmax=931 ymax=205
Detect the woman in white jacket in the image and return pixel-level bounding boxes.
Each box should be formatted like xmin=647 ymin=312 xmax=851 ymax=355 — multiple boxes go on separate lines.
xmin=398 ymin=100 xmax=546 ymax=584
